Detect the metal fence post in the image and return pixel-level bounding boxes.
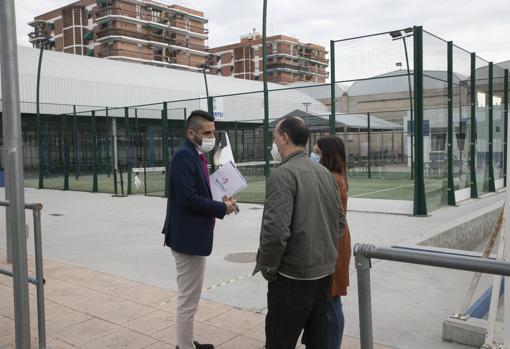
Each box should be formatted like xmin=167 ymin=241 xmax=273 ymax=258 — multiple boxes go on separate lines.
xmin=0 ymin=0 xmax=31 ymax=346
xmin=73 ymin=105 xmax=80 ymax=180
xmin=134 ymin=108 xmax=139 ymax=164
xmin=207 ymin=97 xmax=216 ymax=173
xmin=106 ymin=107 xmax=111 ymax=178
xmin=413 ymin=26 xmax=427 ymax=216
xmin=447 ymin=41 xmax=455 ymax=205
xmin=234 ymin=121 xmax=239 ymax=162
xmin=504 ymin=69 xmax=509 ymax=187
xmin=124 ymin=107 xmax=132 ymax=195
xmin=112 ymin=117 xmax=118 ymax=196
xmin=5 ymin=168 xmax=12 ymax=263
xmin=470 ymin=52 xmax=478 ymax=198
xmin=92 ymin=110 xmax=98 ymax=192
xmin=488 ymin=62 xmax=496 ymax=192
xmin=262 ymin=0 xmax=270 ymax=177
xmin=63 ymin=113 xmax=69 ymax=190
xmin=355 ymin=246 xmax=374 ymax=349
xmin=33 ymin=205 xmax=46 ymax=349
xmin=330 ymin=40 xmax=336 ymax=135
xmin=367 ymin=112 xmax=372 ymax=179
xmin=162 ymin=102 xmax=169 ymax=197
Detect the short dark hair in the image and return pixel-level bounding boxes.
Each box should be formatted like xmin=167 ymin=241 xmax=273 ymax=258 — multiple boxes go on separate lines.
xmin=186 ymin=110 xmax=214 ymax=132
xmin=276 ymin=116 xmax=309 ymax=147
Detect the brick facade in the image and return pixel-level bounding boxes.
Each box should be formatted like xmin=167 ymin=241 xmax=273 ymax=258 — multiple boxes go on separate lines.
xmin=209 ymin=32 xmax=329 ymax=84
xmin=29 ymin=0 xmax=208 ymax=72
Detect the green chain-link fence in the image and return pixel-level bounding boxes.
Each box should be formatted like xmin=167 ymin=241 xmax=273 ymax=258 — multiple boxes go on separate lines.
xmin=1 ymin=27 xmax=508 ymax=215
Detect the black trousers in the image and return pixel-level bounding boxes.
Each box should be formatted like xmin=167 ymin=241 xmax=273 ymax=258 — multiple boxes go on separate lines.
xmin=265 ymin=274 xmax=332 ymax=349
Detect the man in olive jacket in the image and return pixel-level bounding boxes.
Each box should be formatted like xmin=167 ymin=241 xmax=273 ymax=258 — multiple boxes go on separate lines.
xmin=253 ymin=116 xmax=346 ymax=349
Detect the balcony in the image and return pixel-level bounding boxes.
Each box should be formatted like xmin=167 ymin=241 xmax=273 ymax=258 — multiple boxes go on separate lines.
xmin=95 ymin=7 xmax=208 ymax=36
xmin=266 ymin=63 xmax=327 ymax=76
xmin=95 ymin=28 xmax=208 ymax=52
xmin=97 ymin=47 xmax=177 ymax=64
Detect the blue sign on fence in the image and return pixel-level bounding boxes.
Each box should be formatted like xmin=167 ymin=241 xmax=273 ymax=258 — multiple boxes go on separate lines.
xmin=407 ymin=120 xmax=430 ymax=136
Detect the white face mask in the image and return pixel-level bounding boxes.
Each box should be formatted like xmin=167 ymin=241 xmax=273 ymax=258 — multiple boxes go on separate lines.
xmin=310 ymin=152 xmax=321 ymax=163
xmin=271 ymin=142 xmax=282 ymax=162
xmin=199 ymin=137 xmax=216 ymax=153
xmin=192 ymin=130 xmax=216 ymax=153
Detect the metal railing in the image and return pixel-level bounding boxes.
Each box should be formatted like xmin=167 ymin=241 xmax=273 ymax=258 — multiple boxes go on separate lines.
xmin=0 ymin=200 xmax=46 ymax=349
xmin=97 ymin=47 xmax=178 ymax=64
xmin=354 ymin=243 xmax=510 ymax=349
xmin=95 ymin=27 xmax=208 ymax=51
xmin=95 ymin=7 xmax=208 ymax=35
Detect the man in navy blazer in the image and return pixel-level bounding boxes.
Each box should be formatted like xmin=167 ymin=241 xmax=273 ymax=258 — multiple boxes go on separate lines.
xmin=162 ymin=110 xmax=237 ymax=349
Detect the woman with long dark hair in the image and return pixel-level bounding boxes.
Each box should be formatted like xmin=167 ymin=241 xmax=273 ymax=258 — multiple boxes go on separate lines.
xmin=313 ymin=135 xmax=351 ymax=349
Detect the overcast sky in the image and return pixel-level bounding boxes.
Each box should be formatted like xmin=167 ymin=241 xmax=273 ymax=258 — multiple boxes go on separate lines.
xmin=15 ymin=0 xmax=510 ymax=64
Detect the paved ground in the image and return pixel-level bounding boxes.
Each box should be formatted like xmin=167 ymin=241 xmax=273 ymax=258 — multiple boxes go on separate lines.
xmin=0 ymin=188 xmax=506 ymax=348
xmin=0 ymin=249 xmax=391 ymax=349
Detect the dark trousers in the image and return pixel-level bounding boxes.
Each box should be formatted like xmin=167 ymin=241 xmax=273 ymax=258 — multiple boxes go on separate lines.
xmin=265 ymin=274 xmax=332 ymax=349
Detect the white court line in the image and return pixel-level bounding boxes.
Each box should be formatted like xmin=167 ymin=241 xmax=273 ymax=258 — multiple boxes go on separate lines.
xmin=351 ymin=180 xmax=437 ymax=198
xmin=351 ymin=183 xmax=415 ymax=198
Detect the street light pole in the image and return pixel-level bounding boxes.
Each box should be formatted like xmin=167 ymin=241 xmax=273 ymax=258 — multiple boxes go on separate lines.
xmin=198 ymin=60 xmax=215 ymax=172
xmin=402 ymin=35 xmax=414 ymax=180
xmin=197 ymin=61 xmax=210 ymax=99
xmin=199 ymin=65 xmax=210 ymax=99
xmin=37 ymin=45 xmax=44 ymax=189
xmin=34 ymin=32 xmax=53 ymax=189
xmin=391 ymin=29 xmax=414 ymax=179
xmin=0 ymin=0 xmax=31 ymax=347
xmin=302 ymin=102 xmax=311 ymax=113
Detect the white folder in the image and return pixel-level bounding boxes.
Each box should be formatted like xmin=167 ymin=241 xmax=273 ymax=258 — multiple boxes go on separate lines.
xmin=209 ymin=160 xmax=247 ymax=201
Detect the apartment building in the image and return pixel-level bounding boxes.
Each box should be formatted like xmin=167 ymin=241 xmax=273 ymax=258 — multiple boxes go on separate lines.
xmin=209 ymin=32 xmax=328 ymax=84
xmin=28 ymin=0 xmax=209 ymax=71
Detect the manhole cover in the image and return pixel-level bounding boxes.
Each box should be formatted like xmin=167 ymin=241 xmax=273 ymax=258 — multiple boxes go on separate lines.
xmin=224 ymin=252 xmax=256 ymax=263
xmin=48 ymin=213 xmax=64 ymax=217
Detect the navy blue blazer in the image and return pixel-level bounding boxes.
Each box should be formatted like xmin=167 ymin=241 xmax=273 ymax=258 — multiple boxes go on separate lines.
xmin=162 ymin=139 xmax=226 ymax=256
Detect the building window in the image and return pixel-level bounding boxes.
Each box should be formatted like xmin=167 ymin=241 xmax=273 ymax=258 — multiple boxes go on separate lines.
xmin=477 ymin=92 xmax=486 ymax=107
xmin=431 ymin=133 xmax=446 ymax=152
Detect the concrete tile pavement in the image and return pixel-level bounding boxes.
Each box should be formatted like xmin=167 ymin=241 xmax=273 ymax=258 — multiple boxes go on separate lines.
xmin=0 ymin=249 xmax=392 ymax=349
xmin=3 ymin=188 xmax=503 ymax=348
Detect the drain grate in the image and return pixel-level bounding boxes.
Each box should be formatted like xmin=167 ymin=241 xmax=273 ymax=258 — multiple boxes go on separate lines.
xmin=249 ymin=207 xmax=263 ymax=210
xmin=48 ymin=213 xmax=64 ymax=217
xmin=224 ymin=252 xmax=256 ymax=263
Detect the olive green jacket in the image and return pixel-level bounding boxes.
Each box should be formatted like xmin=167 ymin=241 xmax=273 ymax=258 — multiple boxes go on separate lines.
xmin=254 ymin=150 xmax=346 ymax=280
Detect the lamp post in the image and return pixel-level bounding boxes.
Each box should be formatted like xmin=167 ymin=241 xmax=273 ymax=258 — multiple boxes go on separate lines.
xmin=32 ymin=32 xmax=54 ymax=189
xmin=390 ymin=28 xmax=414 ymax=179
xmin=302 ymin=102 xmax=311 ymax=113
xmin=197 ymin=60 xmax=210 ymax=99
xmin=197 ymin=59 xmax=215 ymax=171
